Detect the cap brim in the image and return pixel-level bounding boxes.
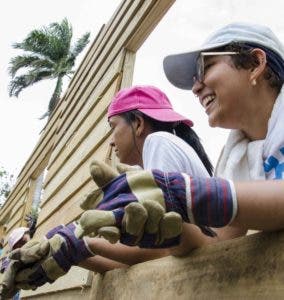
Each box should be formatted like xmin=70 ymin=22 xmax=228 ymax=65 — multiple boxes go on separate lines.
xmin=163 ymin=42 xmax=231 ymax=90
xmin=139 ymin=108 xmax=193 ymax=127
xmin=163 ymin=51 xmax=198 ymax=90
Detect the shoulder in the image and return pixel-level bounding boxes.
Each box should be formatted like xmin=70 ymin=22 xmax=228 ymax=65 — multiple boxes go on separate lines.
xmin=144 ymin=131 xmax=188 ymax=149
xmin=143 ymin=132 xmax=209 ymax=176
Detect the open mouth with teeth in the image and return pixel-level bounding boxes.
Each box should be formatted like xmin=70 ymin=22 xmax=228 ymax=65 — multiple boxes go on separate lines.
xmin=202 ymin=95 xmax=215 ymax=109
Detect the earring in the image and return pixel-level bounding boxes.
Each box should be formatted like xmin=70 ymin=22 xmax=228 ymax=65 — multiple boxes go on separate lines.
xmin=252 ymin=79 xmax=257 ymax=86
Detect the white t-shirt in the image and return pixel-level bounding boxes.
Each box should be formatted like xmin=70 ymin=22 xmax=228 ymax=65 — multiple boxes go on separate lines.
xmin=142 ymin=131 xmax=210 ymax=177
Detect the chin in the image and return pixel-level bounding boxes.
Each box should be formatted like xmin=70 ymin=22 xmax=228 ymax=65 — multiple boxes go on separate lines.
xmin=119 ymin=158 xmax=131 ymax=165
xmin=208 ymin=117 xmax=218 ymax=128
xmin=208 ymin=113 xmax=227 ymax=128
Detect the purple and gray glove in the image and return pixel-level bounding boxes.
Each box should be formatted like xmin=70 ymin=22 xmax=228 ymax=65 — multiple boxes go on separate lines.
xmin=75 ymin=160 xmax=238 ymax=248
xmin=1 ymin=222 xmax=94 ymax=297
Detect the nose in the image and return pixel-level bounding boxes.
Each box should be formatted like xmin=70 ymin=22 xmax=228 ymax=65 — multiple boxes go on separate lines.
xmin=192 ymin=78 xmax=204 ymax=96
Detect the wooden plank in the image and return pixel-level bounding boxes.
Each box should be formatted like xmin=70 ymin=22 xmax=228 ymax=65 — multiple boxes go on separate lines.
xmin=0 ymin=184 xmax=28 ymax=224
xmin=19 ymin=178 xmax=38 ymax=227
xmin=21 ymin=266 xmax=93 ymax=298
xmin=120 ymin=49 xmax=136 ymax=88
xmin=1 ymin=91 xmax=65 ymax=215
xmin=0 ymin=128 xmax=56 ymax=216
xmin=61 ymin=0 xmax=127 ymax=103
xmin=35 ymin=179 xmax=94 ymax=237
xmin=65 ymin=25 xmax=106 ymax=93
xmin=41 ymin=114 xmax=110 ymax=207
xmin=10 ymin=193 xmax=27 ymax=219
xmin=37 ymin=138 xmax=111 ymax=228
xmin=59 ymin=1 xmax=132 ymax=110
xmin=22 ymin=288 xmax=91 ymax=300
xmin=5 ymin=213 xmax=24 ymax=235
xmin=45 ymin=75 xmax=120 ymax=184
xmin=4 ymin=220 xmax=22 ymax=242
xmin=46 ymin=52 xmax=124 ymax=171
xmin=10 ymin=101 xmax=62 ymax=184
xmin=51 ymin=1 xmax=146 ymax=145
xmin=126 ymin=0 xmax=175 ymax=51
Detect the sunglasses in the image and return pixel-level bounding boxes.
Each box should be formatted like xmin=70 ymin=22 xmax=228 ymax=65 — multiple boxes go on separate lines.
xmin=195 ymin=51 xmax=239 ymax=83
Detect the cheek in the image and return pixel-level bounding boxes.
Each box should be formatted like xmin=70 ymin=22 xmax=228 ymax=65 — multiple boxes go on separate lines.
xmin=113 ymin=125 xmax=125 ymax=142
xmin=113 ymin=125 xmax=131 ymax=147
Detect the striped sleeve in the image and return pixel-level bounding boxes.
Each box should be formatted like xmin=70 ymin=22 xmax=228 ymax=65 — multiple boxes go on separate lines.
xmin=182 ymin=174 xmax=238 ymax=227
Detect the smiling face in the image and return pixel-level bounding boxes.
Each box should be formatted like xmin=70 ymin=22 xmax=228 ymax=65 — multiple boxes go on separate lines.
xmin=109 ymin=115 xmax=142 ymax=165
xmin=192 ymin=53 xmax=253 ymax=129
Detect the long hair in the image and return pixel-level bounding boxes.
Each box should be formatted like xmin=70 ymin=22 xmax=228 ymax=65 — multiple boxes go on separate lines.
xmin=121 ymin=110 xmax=213 ymax=176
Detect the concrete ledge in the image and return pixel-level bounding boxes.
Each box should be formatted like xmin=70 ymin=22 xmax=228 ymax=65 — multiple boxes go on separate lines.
xmin=91 ymin=230 xmax=284 ymax=299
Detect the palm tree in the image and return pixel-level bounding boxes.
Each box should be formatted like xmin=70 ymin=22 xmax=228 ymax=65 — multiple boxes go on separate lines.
xmin=8 ymin=18 xmax=90 ymax=119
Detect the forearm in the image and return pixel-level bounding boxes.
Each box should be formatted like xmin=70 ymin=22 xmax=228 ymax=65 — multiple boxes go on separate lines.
xmin=85 ymin=237 xmax=170 ymax=265
xmin=169 ymin=223 xmax=247 ymax=257
xmin=232 ymin=180 xmax=284 ymax=231
xmin=79 ymin=256 xmax=128 ymax=273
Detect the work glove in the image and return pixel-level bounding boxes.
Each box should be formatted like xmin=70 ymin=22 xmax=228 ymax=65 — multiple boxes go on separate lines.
xmin=0 ymin=257 xmax=9 ymax=274
xmin=0 ymin=259 xmax=22 ymax=300
xmin=76 ymin=160 xmax=238 ymax=247
xmin=1 ymin=222 xmax=95 ymax=297
xmin=76 ymin=161 xmax=185 ymax=248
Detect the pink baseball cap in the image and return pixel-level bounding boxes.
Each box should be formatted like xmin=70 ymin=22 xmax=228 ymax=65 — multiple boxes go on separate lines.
xmin=8 ymin=227 xmax=29 ymax=250
xmin=107 ymin=85 xmax=193 ymax=127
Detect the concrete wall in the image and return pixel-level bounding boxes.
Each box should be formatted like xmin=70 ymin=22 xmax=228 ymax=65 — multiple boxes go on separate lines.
xmin=91 ymin=231 xmax=284 ymax=299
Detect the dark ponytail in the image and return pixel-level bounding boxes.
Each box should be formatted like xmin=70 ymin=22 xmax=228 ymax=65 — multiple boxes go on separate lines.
xmin=174 ymin=123 xmax=213 ymax=176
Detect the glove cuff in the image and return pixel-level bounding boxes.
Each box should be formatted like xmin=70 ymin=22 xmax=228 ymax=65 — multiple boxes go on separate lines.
xmin=183 ymin=175 xmax=238 ymax=227
xmin=0 ymin=257 xmax=10 ymax=273
xmin=47 ymin=223 xmax=95 ymax=272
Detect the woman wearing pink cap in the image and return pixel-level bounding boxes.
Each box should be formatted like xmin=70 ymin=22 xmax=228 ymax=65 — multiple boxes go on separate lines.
xmin=78 ymin=85 xmax=215 ymax=272
xmin=107 ymin=85 xmax=212 ymax=176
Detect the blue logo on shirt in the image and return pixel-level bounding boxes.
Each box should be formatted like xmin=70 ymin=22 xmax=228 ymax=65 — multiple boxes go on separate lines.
xmin=263 ymin=147 xmax=284 ymax=179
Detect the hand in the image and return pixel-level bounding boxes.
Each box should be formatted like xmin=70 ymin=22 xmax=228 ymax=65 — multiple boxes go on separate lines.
xmin=76 ymin=160 xmax=237 ymax=247
xmin=7 ymin=223 xmax=95 ymax=292
xmin=76 ymin=161 xmax=184 ymax=247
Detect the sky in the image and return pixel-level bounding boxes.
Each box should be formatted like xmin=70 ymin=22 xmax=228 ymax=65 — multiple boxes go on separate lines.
xmin=1 ymin=0 xmax=284 ymax=176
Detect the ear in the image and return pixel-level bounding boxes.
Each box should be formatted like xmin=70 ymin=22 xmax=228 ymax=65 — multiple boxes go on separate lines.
xmin=249 ymin=48 xmax=267 ymax=84
xmin=132 ymin=115 xmax=145 ymax=137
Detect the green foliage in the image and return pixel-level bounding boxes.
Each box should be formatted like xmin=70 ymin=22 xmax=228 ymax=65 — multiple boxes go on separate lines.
xmin=8 ymin=18 xmax=90 ymax=118
xmin=0 ymin=167 xmax=14 ymax=208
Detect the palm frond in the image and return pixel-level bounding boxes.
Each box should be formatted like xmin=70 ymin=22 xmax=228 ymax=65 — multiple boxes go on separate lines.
xmin=12 ymin=30 xmax=50 ymax=55
xmin=70 ymin=32 xmax=90 ymax=59
xmin=8 ymin=70 xmax=53 ymax=97
xmin=12 ymin=21 xmax=72 ymax=62
xmin=8 ymin=54 xmax=54 ymax=77
xmin=50 ymin=18 xmax=73 ymax=55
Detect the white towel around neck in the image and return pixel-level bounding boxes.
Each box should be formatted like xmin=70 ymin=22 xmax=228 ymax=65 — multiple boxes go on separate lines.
xmin=216 ymin=86 xmax=284 ymax=181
